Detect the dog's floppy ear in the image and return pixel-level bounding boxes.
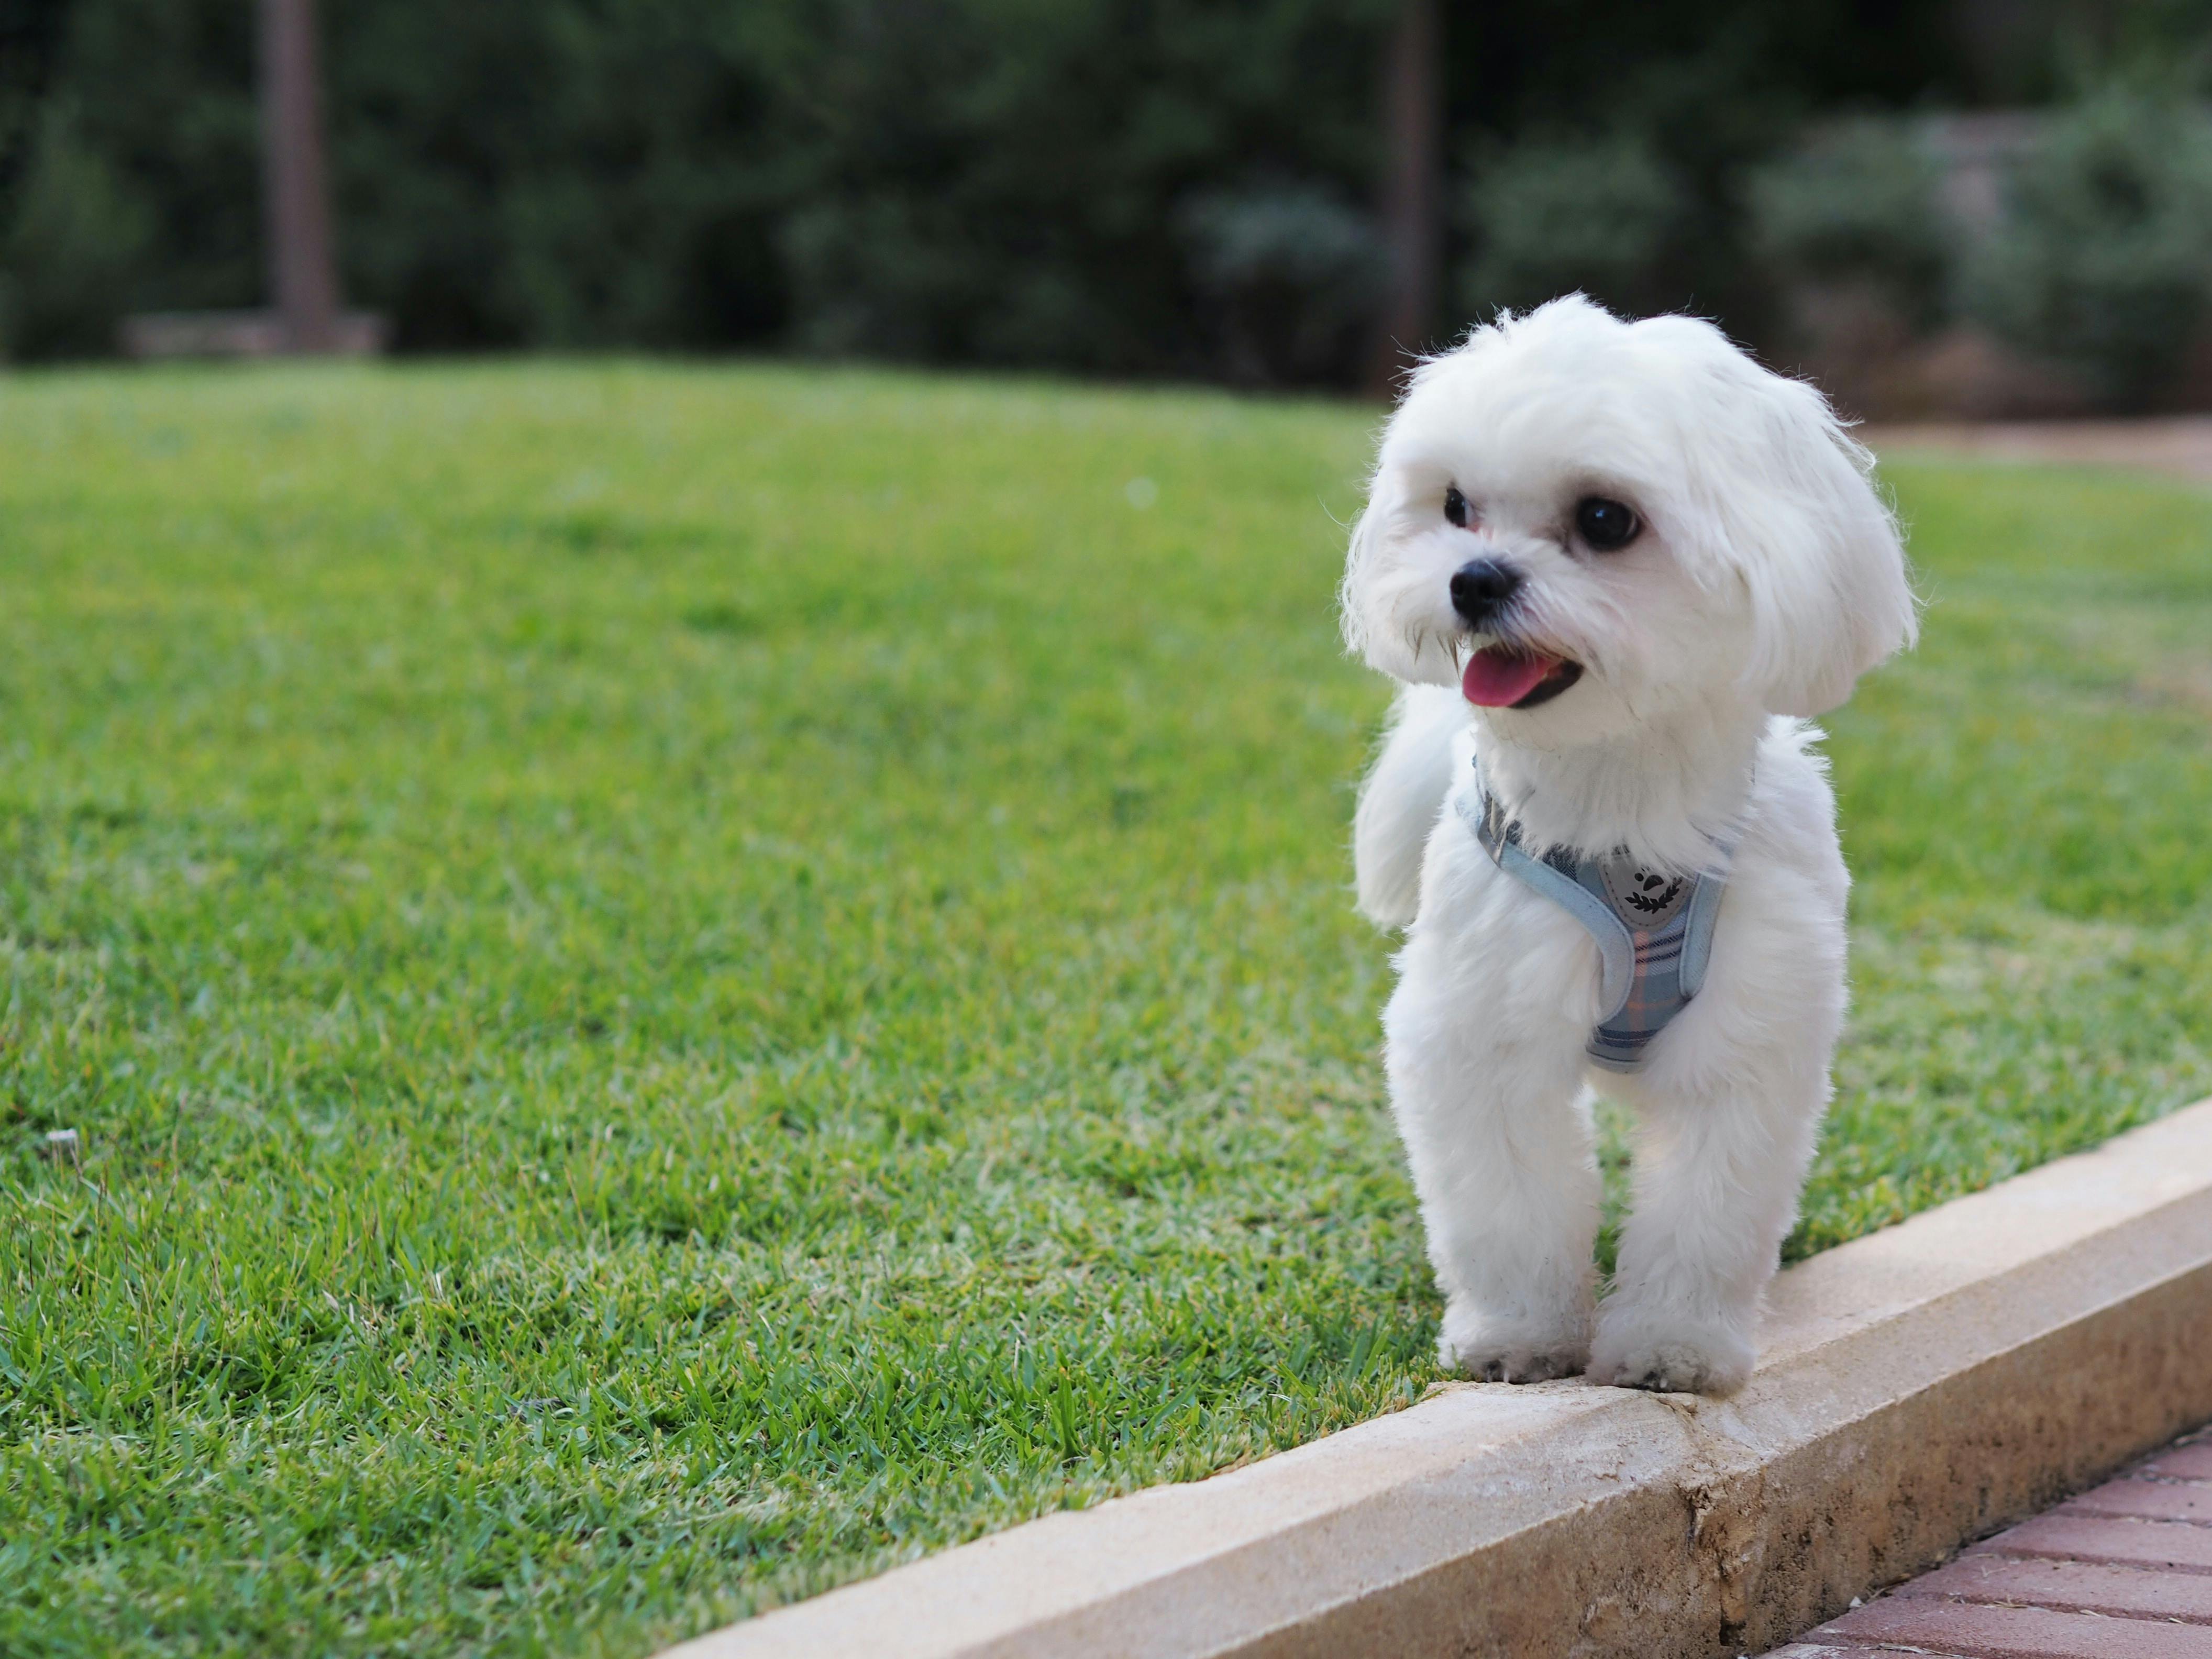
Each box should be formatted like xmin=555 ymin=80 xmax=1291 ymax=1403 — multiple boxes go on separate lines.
xmin=1712 ymin=366 xmax=1917 ymax=718
xmin=1339 ymin=467 xmax=1415 ymax=677
xmin=1337 ymin=487 xmax=1385 ymax=662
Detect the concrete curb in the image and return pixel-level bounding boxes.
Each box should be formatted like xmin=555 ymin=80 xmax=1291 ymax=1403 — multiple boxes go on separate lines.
xmin=668 ymin=1099 xmax=2212 ymax=1659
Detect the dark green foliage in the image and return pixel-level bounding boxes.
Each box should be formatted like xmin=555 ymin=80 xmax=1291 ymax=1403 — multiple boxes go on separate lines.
xmin=1178 ymin=182 xmax=1381 ymax=382
xmin=1443 ymin=6 xmax=1869 ymax=344
xmin=768 ymin=1 xmax=1385 ymax=374
xmin=0 ymin=0 xmax=1983 ymax=373
xmin=3 ymin=0 xmax=1393 ymax=372
xmin=37 ymin=0 xmax=260 ymax=317
xmin=1459 ymin=132 xmax=1688 ymax=321
xmin=1970 ymin=90 xmax=2212 ymax=407
xmin=331 ymin=0 xmax=804 ymax=351
xmin=1749 ymin=120 xmax=1949 ymax=324
xmin=0 ymin=0 xmax=254 ymax=359
xmin=0 ymin=0 xmax=69 ymax=220
xmin=1 ymin=99 xmax=150 ymax=359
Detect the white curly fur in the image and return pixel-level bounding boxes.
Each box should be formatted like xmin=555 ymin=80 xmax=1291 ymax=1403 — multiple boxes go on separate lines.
xmin=1343 ymin=296 xmax=1915 ymax=1393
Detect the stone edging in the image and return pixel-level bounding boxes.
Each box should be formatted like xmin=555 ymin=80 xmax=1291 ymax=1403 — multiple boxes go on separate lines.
xmin=665 ymin=1098 xmax=2212 ymax=1659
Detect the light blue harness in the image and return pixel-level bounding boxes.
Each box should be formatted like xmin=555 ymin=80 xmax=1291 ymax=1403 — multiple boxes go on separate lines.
xmin=1455 ymin=760 xmax=1735 ymax=1073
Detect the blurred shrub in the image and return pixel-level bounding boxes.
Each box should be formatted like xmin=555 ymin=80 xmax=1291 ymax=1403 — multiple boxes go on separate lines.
xmin=0 ymin=0 xmax=1385 ymax=377
xmin=0 ymin=0 xmax=254 ymax=358
xmin=0 ymin=0 xmax=70 ymax=227
xmin=1970 ymin=91 xmax=2212 ymax=409
xmin=1749 ymin=121 xmax=1948 ymax=324
xmin=1178 ymin=182 xmax=1380 ymax=383
xmin=39 ymin=0 xmax=260 ymax=316
xmin=1458 ymin=133 xmax=1689 ymax=321
xmin=333 ymin=0 xmax=795 ymax=351
xmin=0 ymin=0 xmax=2004 ymax=376
xmin=1 ymin=102 xmax=151 ymax=359
xmin=768 ymin=2 xmax=1382 ymax=379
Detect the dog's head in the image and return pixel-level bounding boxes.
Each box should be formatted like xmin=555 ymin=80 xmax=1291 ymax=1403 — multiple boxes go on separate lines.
xmin=1340 ymin=296 xmax=1915 ymax=740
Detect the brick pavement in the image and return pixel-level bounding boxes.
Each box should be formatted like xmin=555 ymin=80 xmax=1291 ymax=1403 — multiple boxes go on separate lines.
xmin=1763 ymin=1426 xmax=2212 ymax=1658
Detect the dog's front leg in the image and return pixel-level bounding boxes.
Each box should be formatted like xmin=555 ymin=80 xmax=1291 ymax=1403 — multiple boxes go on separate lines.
xmin=1385 ymin=872 xmax=1602 ymax=1381
xmin=1591 ymin=1056 xmax=1830 ymax=1395
xmin=1590 ymin=831 xmax=1846 ymax=1396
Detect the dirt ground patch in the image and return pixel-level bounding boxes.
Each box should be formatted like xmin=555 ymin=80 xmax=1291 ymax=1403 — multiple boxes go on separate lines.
xmin=1866 ymin=417 xmax=2212 ymax=480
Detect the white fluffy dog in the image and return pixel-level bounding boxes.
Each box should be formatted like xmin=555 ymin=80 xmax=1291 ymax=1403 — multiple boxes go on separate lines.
xmin=1343 ymin=295 xmax=1914 ymax=1395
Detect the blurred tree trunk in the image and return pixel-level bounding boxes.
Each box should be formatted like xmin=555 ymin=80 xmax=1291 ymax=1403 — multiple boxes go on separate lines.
xmin=1366 ymin=0 xmax=1442 ymax=398
xmin=260 ymin=0 xmax=341 ymax=350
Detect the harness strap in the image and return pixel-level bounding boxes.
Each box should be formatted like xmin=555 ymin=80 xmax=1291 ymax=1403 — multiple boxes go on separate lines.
xmin=1458 ymin=760 xmax=1740 ymax=1074
xmin=1455 ymin=791 xmax=1636 ymax=1020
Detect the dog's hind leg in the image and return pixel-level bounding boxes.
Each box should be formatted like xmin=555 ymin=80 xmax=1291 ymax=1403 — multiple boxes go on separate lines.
xmin=1353 ymin=684 xmax=1464 ymax=930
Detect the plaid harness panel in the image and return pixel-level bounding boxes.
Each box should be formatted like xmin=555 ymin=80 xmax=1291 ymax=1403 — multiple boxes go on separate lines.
xmin=1459 ymin=768 xmax=1732 ymax=1075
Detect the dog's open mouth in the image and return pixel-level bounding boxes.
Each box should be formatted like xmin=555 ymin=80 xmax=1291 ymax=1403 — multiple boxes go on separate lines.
xmin=1461 ymin=646 xmax=1584 ymax=710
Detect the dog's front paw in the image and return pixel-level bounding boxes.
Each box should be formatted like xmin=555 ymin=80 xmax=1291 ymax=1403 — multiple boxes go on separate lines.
xmin=1438 ymin=1301 xmax=1590 ymax=1383
xmin=1589 ymin=1310 xmax=1753 ymax=1396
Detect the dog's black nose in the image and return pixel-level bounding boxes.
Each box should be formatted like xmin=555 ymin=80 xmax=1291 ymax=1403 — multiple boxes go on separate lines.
xmin=1450 ymin=558 xmax=1522 ymax=625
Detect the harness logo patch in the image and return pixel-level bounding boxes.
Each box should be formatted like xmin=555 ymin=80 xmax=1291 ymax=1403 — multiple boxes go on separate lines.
xmin=1599 ymin=857 xmax=1689 ymax=930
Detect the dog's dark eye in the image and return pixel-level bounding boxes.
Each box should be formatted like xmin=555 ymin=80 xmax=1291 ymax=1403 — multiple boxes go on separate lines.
xmin=1444 ymin=486 xmax=1469 ymax=528
xmin=1575 ymin=496 xmax=1640 ymax=551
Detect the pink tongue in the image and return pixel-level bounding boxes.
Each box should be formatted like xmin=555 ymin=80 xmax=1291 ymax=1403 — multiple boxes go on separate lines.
xmin=1462 ymin=647 xmax=1558 ymax=707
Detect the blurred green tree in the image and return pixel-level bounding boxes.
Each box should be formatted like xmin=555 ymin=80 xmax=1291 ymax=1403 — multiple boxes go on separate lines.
xmin=770 ymin=1 xmax=1386 ymax=373
xmin=1969 ymin=89 xmax=2212 ymax=407
xmin=2 ymin=97 xmax=151 ymax=358
xmin=1458 ymin=132 xmax=1687 ymax=323
xmin=10 ymin=0 xmax=258 ymax=337
xmin=1749 ymin=121 xmax=1949 ymax=327
xmin=0 ymin=0 xmax=2013 ymax=377
xmin=0 ymin=0 xmax=69 ymax=225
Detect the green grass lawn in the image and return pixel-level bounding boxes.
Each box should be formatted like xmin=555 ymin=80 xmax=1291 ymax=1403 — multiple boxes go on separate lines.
xmin=2 ymin=362 xmax=2208 ymax=1658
